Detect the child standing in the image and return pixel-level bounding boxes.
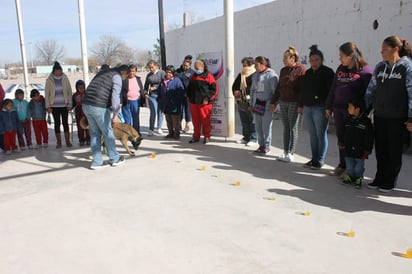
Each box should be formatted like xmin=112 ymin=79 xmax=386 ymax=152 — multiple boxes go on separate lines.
xmin=13 ymin=89 xmax=33 ymax=150
xmin=72 ymin=80 xmax=90 ymax=146
xmin=341 ymin=98 xmax=374 ymax=188
xmin=28 ymin=89 xmax=48 ymax=148
xmin=0 ymin=99 xmax=22 ymax=155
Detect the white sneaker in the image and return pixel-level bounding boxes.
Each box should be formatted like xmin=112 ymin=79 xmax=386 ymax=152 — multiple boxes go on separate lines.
xmin=5 ymin=150 xmax=12 ymax=155
xmin=246 ymin=140 xmax=257 ymax=146
xmin=147 ymin=130 xmax=154 ymax=136
xmin=236 ymin=139 xmax=246 ymax=144
xmin=277 ymin=153 xmax=287 ymax=161
xmin=156 ymin=128 xmax=163 ymax=134
xmin=278 ymin=153 xmax=294 ymax=163
xmin=28 ymin=144 xmax=34 ymax=149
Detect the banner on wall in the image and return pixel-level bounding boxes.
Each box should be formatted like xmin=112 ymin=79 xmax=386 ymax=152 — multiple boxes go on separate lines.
xmin=197 ymin=52 xmax=226 ymax=137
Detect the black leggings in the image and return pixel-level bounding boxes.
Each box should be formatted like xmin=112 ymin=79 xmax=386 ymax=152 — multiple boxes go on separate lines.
xmin=52 ymin=107 xmax=69 ymax=133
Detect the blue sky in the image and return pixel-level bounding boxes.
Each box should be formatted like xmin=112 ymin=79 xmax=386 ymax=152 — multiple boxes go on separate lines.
xmin=0 ymin=0 xmax=273 ymax=67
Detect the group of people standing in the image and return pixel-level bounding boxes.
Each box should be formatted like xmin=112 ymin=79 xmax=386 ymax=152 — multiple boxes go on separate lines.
xmin=1 ymin=35 xmax=411 ymax=192
xmin=233 ymin=35 xmax=412 ymax=193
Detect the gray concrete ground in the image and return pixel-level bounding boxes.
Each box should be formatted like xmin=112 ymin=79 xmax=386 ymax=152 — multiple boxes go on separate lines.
xmin=1 ymin=74 xmax=412 ymax=273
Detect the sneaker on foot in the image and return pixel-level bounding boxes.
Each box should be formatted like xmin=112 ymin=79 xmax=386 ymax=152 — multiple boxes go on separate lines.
xmin=28 ymin=144 xmax=33 ymax=149
xmin=111 ymin=156 xmax=125 ymax=166
xmin=246 ymin=140 xmax=257 ymax=146
xmin=165 ymin=134 xmax=174 ymax=139
xmin=203 ymin=138 xmax=210 ymax=144
xmin=188 ymin=139 xmax=199 ymax=143
xmin=91 ymin=161 xmax=111 ymax=170
xmin=147 ymin=130 xmax=154 ymax=136
xmin=354 ymin=177 xmax=363 ymax=189
xmin=303 ymin=160 xmax=313 ymax=168
xmin=342 ymin=175 xmax=352 ymax=185
xmin=378 ymin=186 xmax=393 ymax=193
xmin=367 ymin=181 xmax=380 ymax=189
xmin=5 ymin=150 xmax=12 ymax=155
xmin=156 ymin=128 xmax=163 ymax=134
xmin=236 ymin=138 xmax=246 ymax=144
xmin=278 ymin=153 xmax=293 ymax=162
xmin=310 ymin=161 xmax=323 ymax=170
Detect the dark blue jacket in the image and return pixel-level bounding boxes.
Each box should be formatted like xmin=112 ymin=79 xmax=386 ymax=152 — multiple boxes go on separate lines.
xmin=158 ymin=77 xmax=185 ymax=115
xmin=28 ymin=96 xmax=47 ymax=120
xmin=0 ymin=109 xmax=22 ymax=134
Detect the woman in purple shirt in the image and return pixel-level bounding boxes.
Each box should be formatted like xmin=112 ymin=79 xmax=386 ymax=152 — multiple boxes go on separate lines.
xmin=326 ymin=42 xmax=373 ymax=177
xmin=45 ymin=61 xmax=73 ymax=148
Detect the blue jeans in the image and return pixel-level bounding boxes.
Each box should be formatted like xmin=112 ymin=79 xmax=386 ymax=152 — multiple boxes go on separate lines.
xmin=181 ymin=97 xmax=191 ymax=122
xmin=238 ymin=109 xmax=256 ymax=142
xmin=122 ymin=99 xmax=140 ymax=133
xmin=83 ymin=104 xmax=120 ymax=166
xmin=147 ymin=94 xmax=164 ymax=131
xmin=254 ymin=104 xmax=273 ymax=149
xmin=345 ymin=157 xmax=365 ymax=178
xmin=303 ymin=106 xmax=329 ymax=163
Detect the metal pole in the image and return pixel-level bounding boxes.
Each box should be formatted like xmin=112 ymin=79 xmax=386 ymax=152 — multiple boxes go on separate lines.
xmin=14 ymin=0 xmax=30 ymax=100
xmin=224 ymin=0 xmax=235 ymax=137
xmin=158 ymin=0 xmax=167 ymax=69
xmin=78 ymin=0 xmax=89 ymax=85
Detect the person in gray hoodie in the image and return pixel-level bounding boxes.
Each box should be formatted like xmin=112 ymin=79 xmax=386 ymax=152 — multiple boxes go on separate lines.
xmin=365 ymin=35 xmax=412 ymax=192
xmin=250 ymin=56 xmax=279 ymax=154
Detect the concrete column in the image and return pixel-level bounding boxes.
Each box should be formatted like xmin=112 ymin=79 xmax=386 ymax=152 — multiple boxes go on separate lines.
xmin=15 ymin=0 xmax=30 ymax=100
xmin=78 ymin=0 xmax=89 ymax=85
xmin=224 ymin=0 xmax=235 ymax=137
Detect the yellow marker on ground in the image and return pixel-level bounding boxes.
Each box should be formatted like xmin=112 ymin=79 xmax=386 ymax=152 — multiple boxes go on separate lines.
xmin=405 ymin=248 xmax=412 ymax=258
xmin=200 ymin=166 xmax=206 ymax=171
xmin=150 ymin=153 xmax=156 ymax=158
xmin=303 ymin=211 xmax=310 ymax=216
xmin=234 ymin=181 xmax=240 ymax=186
xmin=347 ymin=230 xmax=355 ymax=237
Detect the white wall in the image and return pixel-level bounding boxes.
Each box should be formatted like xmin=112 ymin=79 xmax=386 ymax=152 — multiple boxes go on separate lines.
xmin=165 ymin=0 xmax=412 ymax=74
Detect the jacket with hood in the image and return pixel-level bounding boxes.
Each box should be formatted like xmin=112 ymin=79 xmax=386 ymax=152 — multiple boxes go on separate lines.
xmin=365 ymin=56 xmax=412 ymax=121
xmin=187 ymin=71 xmax=218 ymax=105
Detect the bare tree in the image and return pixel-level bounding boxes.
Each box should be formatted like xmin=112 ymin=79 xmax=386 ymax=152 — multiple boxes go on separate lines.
xmin=35 ymin=39 xmax=65 ymax=65
xmin=91 ymin=35 xmax=126 ymax=66
xmin=117 ymin=45 xmax=137 ymax=65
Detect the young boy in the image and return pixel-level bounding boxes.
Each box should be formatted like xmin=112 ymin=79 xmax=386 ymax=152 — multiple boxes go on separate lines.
xmin=0 ymin=99 xmax=22 ymax=155
xmin=341 ymin=98 xmax=374 ymax=188
xmin=28 ymin=89 xmax=48 ymax=148
xmin=13 ymin=89 xmax=33 ymax=149
xmin=72 ymin=80 xmax=90 ymax=146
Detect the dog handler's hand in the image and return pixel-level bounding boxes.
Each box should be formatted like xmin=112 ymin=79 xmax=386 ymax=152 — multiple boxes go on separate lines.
xmin=112 ymin=115 xmax=120 ymax=125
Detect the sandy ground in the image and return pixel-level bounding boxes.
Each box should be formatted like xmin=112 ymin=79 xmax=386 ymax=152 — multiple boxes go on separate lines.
xmin=0 ymin=76 xmax=412 ymax=274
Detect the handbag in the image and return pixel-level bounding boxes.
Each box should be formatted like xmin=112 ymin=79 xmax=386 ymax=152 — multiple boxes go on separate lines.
xmin=252 ymin=98 xmax=266 ymax=115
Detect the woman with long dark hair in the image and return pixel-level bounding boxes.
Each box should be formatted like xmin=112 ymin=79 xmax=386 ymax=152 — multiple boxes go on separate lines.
xmin=299 ymin=45 xmax=335 ymax=169
xmin=365 ymin=36 xmax=412 ymax=192
xmin=326 ymin=42 xmax=373 ymax=176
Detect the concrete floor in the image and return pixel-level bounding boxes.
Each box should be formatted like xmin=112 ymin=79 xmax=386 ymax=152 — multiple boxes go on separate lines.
xmin=0 ymin=108 xmax=411 ymax=274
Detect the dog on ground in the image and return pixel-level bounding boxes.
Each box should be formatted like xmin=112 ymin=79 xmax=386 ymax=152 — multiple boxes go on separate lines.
xmin=80 ymin=116 xmax=143 ymax=156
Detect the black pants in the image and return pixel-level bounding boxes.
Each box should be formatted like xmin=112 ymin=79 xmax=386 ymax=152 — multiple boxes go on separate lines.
xmin=373 ymin=115 xmax=406 ymax=189
xmin=238 ymin=109 xmax=256 ymax=142
xmin=52 ymin=107 xmax=70 ymax=133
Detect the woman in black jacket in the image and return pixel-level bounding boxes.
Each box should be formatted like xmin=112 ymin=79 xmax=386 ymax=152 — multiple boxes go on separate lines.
xmin=299 ymin=45 xmax=334 ymax=169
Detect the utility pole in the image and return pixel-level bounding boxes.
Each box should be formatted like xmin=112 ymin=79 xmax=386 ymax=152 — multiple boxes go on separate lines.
xmin=224 ymin=0 xmax=235 ymax=137
xmin=77 ymin=0 xmax=90 ymax=85
xmin=14 ymin=0 xmax=30 ymax=100
xmin=158 ymin=0 xmax=167 ymax=69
